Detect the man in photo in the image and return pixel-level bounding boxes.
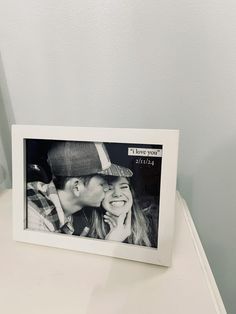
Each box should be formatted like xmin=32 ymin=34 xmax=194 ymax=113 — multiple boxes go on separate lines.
xmin=27 ymin=141 xmax=133 ymax=234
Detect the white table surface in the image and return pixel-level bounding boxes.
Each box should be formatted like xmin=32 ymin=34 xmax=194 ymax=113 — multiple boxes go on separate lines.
xmin=0 ymin=189 xmax=226 ymax=314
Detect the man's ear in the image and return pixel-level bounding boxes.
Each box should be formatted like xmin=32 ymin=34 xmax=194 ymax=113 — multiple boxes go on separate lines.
xmin=65 ymin=178 xmax=84 ymax=197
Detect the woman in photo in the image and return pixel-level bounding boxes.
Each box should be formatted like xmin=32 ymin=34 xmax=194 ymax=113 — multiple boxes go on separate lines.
xmin=86 ymin=176 xmax=157 ymax=247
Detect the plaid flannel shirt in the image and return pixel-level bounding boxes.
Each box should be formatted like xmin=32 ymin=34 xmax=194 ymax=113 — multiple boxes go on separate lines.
xmin=27 ymin=181 xmax=74 ymax=234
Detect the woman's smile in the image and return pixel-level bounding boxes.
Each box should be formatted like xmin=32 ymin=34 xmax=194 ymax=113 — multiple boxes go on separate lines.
xmin=109 ymin=200 xmax=126 ymax=207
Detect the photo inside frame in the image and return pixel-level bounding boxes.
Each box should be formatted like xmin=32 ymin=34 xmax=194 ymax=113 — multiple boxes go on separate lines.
xmin=25 ymin=139 xmax=162 ymax=249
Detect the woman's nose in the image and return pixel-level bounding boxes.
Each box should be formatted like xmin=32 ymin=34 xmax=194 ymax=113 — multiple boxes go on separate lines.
xmin=112 ymin=187 xmax=122 ymax=197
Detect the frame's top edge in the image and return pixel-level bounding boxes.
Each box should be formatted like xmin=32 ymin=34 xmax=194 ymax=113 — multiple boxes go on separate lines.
xmin=12 ymin=124 xmax=179 ymax=133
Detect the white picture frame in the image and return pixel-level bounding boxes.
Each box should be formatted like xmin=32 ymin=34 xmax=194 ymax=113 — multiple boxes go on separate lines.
xmin=12 ymin=125 xmax=179 ymax=266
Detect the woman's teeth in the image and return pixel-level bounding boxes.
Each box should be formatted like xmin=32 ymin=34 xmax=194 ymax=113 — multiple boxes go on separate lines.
xmin=110 ymin=201 xmax=125 ymax=207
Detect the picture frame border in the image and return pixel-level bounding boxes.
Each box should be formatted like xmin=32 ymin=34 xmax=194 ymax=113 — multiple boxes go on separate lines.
xmin=12 ymin=125 xmax=179 ymax=266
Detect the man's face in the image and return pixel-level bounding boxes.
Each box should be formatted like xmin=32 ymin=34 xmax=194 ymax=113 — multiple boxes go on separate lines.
xmin=78 ymin=175 xmax=108 ymax=207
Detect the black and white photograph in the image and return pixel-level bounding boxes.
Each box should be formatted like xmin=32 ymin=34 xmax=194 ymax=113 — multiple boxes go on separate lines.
xmin=26 ymin=139 xmax=162 ymax=249
xmin=12 ymin=125 xmax=178 ymax=266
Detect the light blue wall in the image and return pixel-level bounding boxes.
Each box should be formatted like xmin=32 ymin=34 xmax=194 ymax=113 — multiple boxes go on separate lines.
xmin=0 ymin=1 xmax=235 ymax=312
xmin=0 ymin=56 xmax=13 ymax=189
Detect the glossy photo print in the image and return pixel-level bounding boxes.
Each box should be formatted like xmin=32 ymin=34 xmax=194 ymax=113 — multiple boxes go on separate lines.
xmin=26 ymin=140 xmax=162 ymax=249
xmin=13 ymin=125 xmax=178 ymax=266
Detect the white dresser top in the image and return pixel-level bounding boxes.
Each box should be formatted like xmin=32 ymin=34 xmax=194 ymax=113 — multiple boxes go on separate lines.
xmin=0 ymin=189 xmax=226 ymax=314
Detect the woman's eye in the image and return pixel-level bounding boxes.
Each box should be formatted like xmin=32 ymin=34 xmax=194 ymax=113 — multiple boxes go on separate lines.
xmin=121 ymin=185 xmax=129 ymax=189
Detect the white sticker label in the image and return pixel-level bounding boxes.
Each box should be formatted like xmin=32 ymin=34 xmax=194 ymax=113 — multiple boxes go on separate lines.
xmin=128 ymin=147 xmax=162 ymax=157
